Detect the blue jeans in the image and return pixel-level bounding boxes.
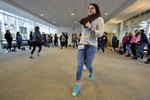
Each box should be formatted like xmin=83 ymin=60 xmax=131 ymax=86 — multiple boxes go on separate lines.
xmin=126 ymin=44 xmax=131 ymax=54
xmin=138 ymin=43 xmax=148 ymax=59
xmin=76 ymin=45 xmax=97 ymax=80
xmin=73 ymin=40 xmax=78 ymax=48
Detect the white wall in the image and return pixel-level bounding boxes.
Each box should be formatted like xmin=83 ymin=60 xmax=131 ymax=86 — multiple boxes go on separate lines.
xmin=104 ymin=23 xmax=119 ymax=33
xmin=104 ymin=23 xmax=120 ymax=38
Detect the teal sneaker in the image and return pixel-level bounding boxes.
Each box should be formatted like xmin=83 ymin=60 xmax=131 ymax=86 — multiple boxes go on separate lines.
xmin=88 ymin=73 xmax=93 ymax=80
xmin=72 ymin=83 xmax=81 ymax=97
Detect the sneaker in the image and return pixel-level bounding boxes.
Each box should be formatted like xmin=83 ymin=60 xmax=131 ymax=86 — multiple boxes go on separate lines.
xmin=72 ymin=83 xmax=81 ymax=97
xmin=83 ymin=64 xmax=87 ymax=70
xmin=30 ymin=56 xmax=34 ymax=59
xmin=88 ymin=73 xmax=93 ymax=80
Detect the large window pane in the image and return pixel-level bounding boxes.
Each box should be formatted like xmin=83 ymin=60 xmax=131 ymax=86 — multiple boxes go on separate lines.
xmin=0 ymin=13 xmax=5 ymax=40
xmin=28 ymin=21 xmax=34 ymax=39
xmin=18 ymin=19 xmax=28 ymax=39
xmin=4 ymin=15 xmax=17 ymax=39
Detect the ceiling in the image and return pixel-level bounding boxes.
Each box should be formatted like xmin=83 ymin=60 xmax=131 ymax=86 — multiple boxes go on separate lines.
xmin=2 ymin=0 xmax=147 ymax=28
xmin=108 ymin=0 xmax=150 ymax=24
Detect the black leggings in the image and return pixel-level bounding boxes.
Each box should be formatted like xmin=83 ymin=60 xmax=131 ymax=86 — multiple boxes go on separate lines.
xmin=7 ymin=41 xmax=12 ymax=50
xmin=17 ymin=42 xmax=21 ymax=49
xmin=31 ymin=42 xmax=42 ymax=54
xmin=131 ymin=43 xmax=137 ymax=57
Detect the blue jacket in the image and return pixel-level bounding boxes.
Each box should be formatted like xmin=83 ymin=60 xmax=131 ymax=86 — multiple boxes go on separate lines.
xmin=16 ymin=35 xmax=22 ymax=42
xmin=140 ymin=33 xmax=149 ymax=44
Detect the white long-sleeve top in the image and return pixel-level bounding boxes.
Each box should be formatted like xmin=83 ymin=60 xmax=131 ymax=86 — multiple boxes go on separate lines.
xmin=80 ymin=17 xmax=104 ymax=47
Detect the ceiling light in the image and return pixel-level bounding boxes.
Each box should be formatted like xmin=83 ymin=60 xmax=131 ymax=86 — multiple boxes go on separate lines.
xmin=53 ymin=21 xmax=55 ymax=23
xmin=40 ymin=14 xmax=44 ymax=16
xmin=74 ymin=21 xmax=77 ymax=23
xmin=139 ymin=21 xmax=148 ymax=27
xmin=104 ymin=13 xmax=108 ymax=15
xmin=71 ymin=13 xmax=74 ymax=16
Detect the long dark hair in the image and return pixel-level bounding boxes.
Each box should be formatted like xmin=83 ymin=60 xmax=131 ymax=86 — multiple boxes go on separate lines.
xmin=80 ymin=3 xmax=101 ymax=28
xmin=16 ymin=32 xmax=20 ymax=36
xmin=140 ymin=29 xmax=145 ymax=37
xmin=6 ymin=29 xmax=10 ymax=34
xmin=35 ymin=26 xmax=40 ymax=32
xmin=89 ymin=3 xmax=101 ymax=17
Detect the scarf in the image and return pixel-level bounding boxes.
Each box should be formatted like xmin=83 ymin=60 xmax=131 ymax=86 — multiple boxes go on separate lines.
xmin=80 ymin=14 xmax=100 ymax=28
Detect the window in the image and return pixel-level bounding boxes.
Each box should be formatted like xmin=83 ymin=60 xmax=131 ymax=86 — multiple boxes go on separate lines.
xmin=18 ymin=19 xmax=28 ymax=39
xmin=0 ymin=13 xmax=4 ymax=40
xmin=4 ymin=15 xmax=16 ymax=30
xmin=147 ymin=22 xmax=150 ymax=39
xmin=28 ymin=20 xmax=34 ymax=39
xmin=50 ymin=28 xmax=58 ymax=34
xmin=4 ymin=15 xmax=17 ymax=39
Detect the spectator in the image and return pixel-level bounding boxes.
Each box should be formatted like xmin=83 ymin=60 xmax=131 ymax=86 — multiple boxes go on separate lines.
xmin=4 ymin=29 xmax=13 ymax=52
xmin=16 ymin=32 xmax=22 ymax=49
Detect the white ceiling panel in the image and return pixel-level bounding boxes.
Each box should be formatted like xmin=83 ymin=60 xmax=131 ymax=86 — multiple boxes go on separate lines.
xmin=108 ymin=0 xmax=150 ymax=24
xmin=1 ymin=0 xmax=142 ymax=28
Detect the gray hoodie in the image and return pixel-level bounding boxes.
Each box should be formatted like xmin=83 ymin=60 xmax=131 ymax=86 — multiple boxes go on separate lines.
xmin=32 ymin=32 xmax=42 ymax=42
xmin=80 ymin=17 xmax=104 ymax=47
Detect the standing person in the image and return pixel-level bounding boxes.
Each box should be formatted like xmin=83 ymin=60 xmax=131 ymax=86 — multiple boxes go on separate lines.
xmin=29 ymin=31 xmax=33 ymax=41
xmin=97 ymin=36 xmax=102 ymax=50
xmin=4 ymin=29 xmax=13 ymax=52
xmin=49 ymin=34 xmax=53 ymax=47
xmin=16 ymin=32 xmax=22 ymax=49
xmin=122 ymin=32 xmax=128 ymax=54
xmin=60 ymin=33 xmax=66 ymax=49
xmin=78 ymin=33 xmax=82 ymax=42
xmin=130 ymin=30 xmax=140 ymax=59
xmin=29 ymin=31 xmax=33 ymax=49
xmin=65 ymin=33 xmax=69 ymax=48
xmin=54 ymin=34 xmax=58 ymax=46
xmin=112 ymin=34 xmax=117 ymax=51
xmin=105 ymin=32 xmax=108 ymax=49
xmin=138 ymin=29 xmax=149 ymax=59
xmin=99 ymin=32 xmax=108 ymax=53
xmin=30 ymin=26 xmax=42 ymax=59
xmin=125 ymin=32 xmax=132 ymax=57
xmin=72 ymin=3 xmax=104 ymax=96
xmin=72 ymin=33 xmax=78 ymax=48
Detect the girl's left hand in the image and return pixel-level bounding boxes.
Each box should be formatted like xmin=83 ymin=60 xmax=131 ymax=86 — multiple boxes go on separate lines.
xmin=85 ymin=21 xmax=91 ymax=29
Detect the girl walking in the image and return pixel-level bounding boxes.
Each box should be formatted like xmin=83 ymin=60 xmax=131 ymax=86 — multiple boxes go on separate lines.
xmin=72 ymin=3 xmax=104 ymax=96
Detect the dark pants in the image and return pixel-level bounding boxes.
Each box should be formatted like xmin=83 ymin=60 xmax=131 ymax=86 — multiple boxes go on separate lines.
xmin=7 ymin=41 xmax=12 ymax=50
xmin=31 ymin=42 xmax=42 ymax=54
xmin=17 ymin=42 xmax=21 ymax=49
xmin=61 ymin=42 xmax=65 ymax=49
xmin=100 ymin=43 xmax=106 ymax=53
xmin=54 ymin=40 xmax=58 ymax=46
xmin=131 ymin=43 xmax=137 ymax=57
xmin=98 ymin=42 xmax=106 ymax=53
xmin=73 ymin=40 xmax=78 ymax=48
xmin=65 ymin=40 xmax=68 ymax=48
xmin=123 ymin=44 xmax=126 ymax=53
xmin=112 ymin=42 xmax=117 ymax=50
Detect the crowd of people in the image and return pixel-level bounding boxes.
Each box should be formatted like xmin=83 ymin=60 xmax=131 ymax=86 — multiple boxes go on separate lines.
xmin=120 ymin=29 xmax=150 ymax=64
xmin=4 ymin=28 xmax=149 ymax=64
